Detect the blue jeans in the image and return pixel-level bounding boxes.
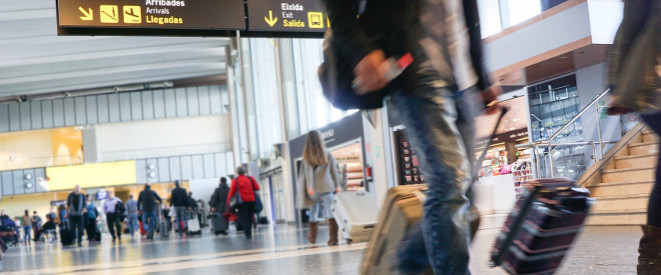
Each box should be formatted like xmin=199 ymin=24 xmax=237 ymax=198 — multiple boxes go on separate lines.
xmin=142 ymin=211 xmax=158 ymax=239
xmin=309 ymin=192 xmax=334 ymax=223
xmin=127 ymin=213 xmax=139 ymax=236
xmin=389 ymin=83 xmax=479 ymax=275
xmin=23 ymin=226 xmax=31 ymax=243
xmin=174 ymin=207 xmax=188 ymax=235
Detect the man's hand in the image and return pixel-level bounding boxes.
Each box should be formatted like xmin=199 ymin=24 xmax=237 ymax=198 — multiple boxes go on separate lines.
xmin=353 ymin=50 xmax=389 ymax=94
xmin=335 ymin=187 xmax=341 ymax=194
xmin=481 ymin=86 xmax=502 ymax=115
xmin=210 ymin=207 xmax=215 ymax=212
xmin=307 ymin=188 xmax=315 ymax=198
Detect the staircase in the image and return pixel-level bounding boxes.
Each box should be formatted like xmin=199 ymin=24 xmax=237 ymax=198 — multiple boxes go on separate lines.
xmin=582 ymin=123 xmax=658 ymax=225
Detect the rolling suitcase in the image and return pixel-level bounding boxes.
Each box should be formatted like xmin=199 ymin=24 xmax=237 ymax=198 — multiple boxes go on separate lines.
xmin=331 ymin=190 xmax=378 ymax=244
xmin=187 ymin=214 xmax=202 ymax=235
xmin=159 ymin=219 xmax=170 ymax=239
xmin=360 ymin=184 xmax=428 ymax=275
xmin=60 ymin=228 xmax=74 ymax=246
xmin=361 ymin=107 xmax=509 ymax=275
xmin=210 ymin=213 xmax=229 ymax=235
xmin=490 ymin=178 xmax=591 ymax=275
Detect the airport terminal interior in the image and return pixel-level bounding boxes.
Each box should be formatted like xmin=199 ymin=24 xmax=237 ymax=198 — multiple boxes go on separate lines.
xmin=0 ymin=0 xmax=658 ymax=274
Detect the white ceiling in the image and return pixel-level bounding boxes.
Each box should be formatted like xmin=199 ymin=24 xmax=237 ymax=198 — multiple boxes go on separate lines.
xmin=0 ymin=0 xmax=230 ymax=98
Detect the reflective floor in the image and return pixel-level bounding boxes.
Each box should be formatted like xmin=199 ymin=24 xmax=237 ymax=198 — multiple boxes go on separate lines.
xmin=2 ymin=216 xmax=642 ymax=274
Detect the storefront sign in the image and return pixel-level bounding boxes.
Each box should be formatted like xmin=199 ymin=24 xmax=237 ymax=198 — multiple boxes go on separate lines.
xmin=246 ymin=0 xmax=328 ymax=33
xmin=57 ymin=0 xmax=246 ymax=30
xmin=476 ymin=128 xmax=529 ymax=147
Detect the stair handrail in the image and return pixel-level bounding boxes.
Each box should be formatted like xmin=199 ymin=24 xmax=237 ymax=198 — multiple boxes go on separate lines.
xmin=516 ymin=88 xmax=612 ymax=178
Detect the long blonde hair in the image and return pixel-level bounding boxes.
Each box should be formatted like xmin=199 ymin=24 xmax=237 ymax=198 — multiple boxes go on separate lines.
xmin=302 ymin=130 xmax=328 ymax=166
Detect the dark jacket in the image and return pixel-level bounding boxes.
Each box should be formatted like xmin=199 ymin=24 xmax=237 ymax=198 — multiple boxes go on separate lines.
xmin=67 ymin=192 xmax=87 ymax=216
xmin=138 ymin=189 xmax=162 ymax=213
xmin=210 ymin=183 xmax=230 ymax=213
xmin=188 ymin=197 xmax=198 ymax=211
xmin=322 ymin=0 xmax=491 ymax=93
xmin=170 ymin=187 xmax=189 ymax=207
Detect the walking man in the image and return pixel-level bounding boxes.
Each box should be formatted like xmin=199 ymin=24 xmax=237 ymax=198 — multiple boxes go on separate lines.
xmin=66 ymin=185 xmax=87 ymax=247
xmin=138 ymin=184 xmax=162 ymax=240
xmin=170 ymin=180 xmax=191 ymax=236
xmin=322 ymin=0 xmax=499 ymax=273
xmin=126 ymin=195 xmax=139 ymax=237
xmin=103 ymin=191 xmax=124 ymax=242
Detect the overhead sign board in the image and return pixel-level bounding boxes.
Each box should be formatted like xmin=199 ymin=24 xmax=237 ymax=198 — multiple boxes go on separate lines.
xmin=57 ymin=0 xmax=246 ymax=32
xmin=56 ymin=0 xmax=328 ymax=37
xmin=246 ymin=0 xmax=328 ymax=33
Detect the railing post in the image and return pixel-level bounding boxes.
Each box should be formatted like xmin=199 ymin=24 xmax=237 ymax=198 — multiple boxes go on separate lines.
xmin=596 ymin=104 xmax=604 ymax=159
xmin=534 ymin=144 xmax=542 ymax=179
xmin=549 ymin=143 xmax=555 ymax=178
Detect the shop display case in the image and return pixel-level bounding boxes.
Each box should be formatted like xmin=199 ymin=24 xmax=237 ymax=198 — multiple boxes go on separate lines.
xmin=527 ymin=74 xmax=586 ymax=179
xmin=332 ymin=142 xmax=365 ymax=191
xmin=394 ymin=130 xmax=425 ymax=185
xmin=512 ymin=159 xmax=533 ymax=198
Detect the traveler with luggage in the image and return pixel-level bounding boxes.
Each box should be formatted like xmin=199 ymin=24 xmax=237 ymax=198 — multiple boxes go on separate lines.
xmin=31 ymin=211 xmax=42 ymax=243
xmin=606 ymin=1 xmax=661 ymax=273
xmin=227 ymin=166 xmax=260 ymax=240
xmin=210 ymin=177 xmax=230 ymax=235
xmin=84 ymin=200 xmax=99 ymax=244
xmin=322 ymin=0 xmax=499 ymax=272
xmin=103 ymin=191 xmax=124 ymax=243
xmin=138 ymin=183 xmax=163 ymax=241
xmin=66 ymin=185 xmax=87 ymax=247
xmin=170 ymin=180 xmax=191 ymax=237
xmin=125 ymin=195 xmax=139 ymax=237
xmin=20 ymin=210 xmax=32 ymax=245
xmin=296 ymin=130 xmax=342 ymax=246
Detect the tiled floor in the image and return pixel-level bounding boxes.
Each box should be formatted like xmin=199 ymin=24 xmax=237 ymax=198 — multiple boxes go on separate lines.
xmin=1 ymin=216 xmax=643 ymax=274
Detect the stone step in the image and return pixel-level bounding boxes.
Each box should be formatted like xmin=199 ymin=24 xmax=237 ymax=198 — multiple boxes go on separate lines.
xmin=586 ymin=211 xmax=647 ymax=225
xmin=601 ymin=167 xmax=655 ymax=183
xmin=642 ymin=132 xmax=659 ymax=143
xmin=614 ymin=154 xmax=658 ymax=169
xmin=590 ymin=194 xmax=649 ymax=212
xmin=589 ymin=181 xmax=654 ymax=197
xmin=629 ymin=141 xmax=659 ymax=156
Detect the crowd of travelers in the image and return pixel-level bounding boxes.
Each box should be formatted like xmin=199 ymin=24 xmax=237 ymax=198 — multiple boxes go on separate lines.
xmin=0 ymin=166 xmax=262 ymax=248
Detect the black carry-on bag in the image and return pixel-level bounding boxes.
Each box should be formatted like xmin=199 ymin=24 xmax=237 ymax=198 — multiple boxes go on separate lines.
xmin=489 ymin=178 xmax=593 ymax=273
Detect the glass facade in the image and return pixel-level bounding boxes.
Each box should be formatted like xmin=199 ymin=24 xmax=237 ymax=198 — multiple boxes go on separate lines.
xmin=242 ymin=38 xmax=357 ymax=160
xmin=477 ymin=0 xmax=568 ymax=38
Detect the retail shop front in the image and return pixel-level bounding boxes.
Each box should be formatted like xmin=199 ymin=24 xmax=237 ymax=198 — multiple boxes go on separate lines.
xmin=387 ymin=95 xmax=531 ymax=215
xmin=473 ymin=96 xmax=531 ymax=214
xmin=288 ymin=112 xmax=368 ymax=224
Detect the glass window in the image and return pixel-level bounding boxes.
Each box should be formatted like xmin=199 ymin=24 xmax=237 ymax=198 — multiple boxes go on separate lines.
xmin=508 ymin=0 xmax=542 ymax=26
xmin=477 ymin=0 xmax=503 ymax=38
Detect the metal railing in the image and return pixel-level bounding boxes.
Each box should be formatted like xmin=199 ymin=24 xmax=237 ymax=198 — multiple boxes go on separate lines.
xmin=0 ymin=155 xmax=84 ymax=171
xmin=516 ymin=88 xmax=617 ymax=179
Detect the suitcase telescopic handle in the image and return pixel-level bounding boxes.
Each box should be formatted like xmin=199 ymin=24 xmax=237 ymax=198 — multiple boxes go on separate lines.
xmin=471 ymin=107 xmax=509 ymax=190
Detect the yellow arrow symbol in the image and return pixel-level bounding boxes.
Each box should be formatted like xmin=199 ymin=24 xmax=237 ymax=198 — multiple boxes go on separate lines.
xmin=264 ymin=10 xmax=278 ymax=27
xmin=78 ymin=7 xmax=93 ymax=21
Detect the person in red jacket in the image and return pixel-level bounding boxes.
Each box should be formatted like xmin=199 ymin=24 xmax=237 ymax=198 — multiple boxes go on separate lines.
xmin=227 ymin=166 xmax=260 ymax=239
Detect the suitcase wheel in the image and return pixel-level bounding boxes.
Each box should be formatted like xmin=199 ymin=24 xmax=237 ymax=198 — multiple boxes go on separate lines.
xmin=346 ymin=238 xmax=352 ymax=245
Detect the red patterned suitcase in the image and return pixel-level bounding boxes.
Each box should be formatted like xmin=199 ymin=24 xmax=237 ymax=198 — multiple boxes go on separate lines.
xmin=490 ymin=178 xmax=592 ymax=275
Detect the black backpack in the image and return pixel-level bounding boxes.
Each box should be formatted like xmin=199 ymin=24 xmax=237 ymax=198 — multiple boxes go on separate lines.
xmin=318 ymin=32 xmax=389 ymax=111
